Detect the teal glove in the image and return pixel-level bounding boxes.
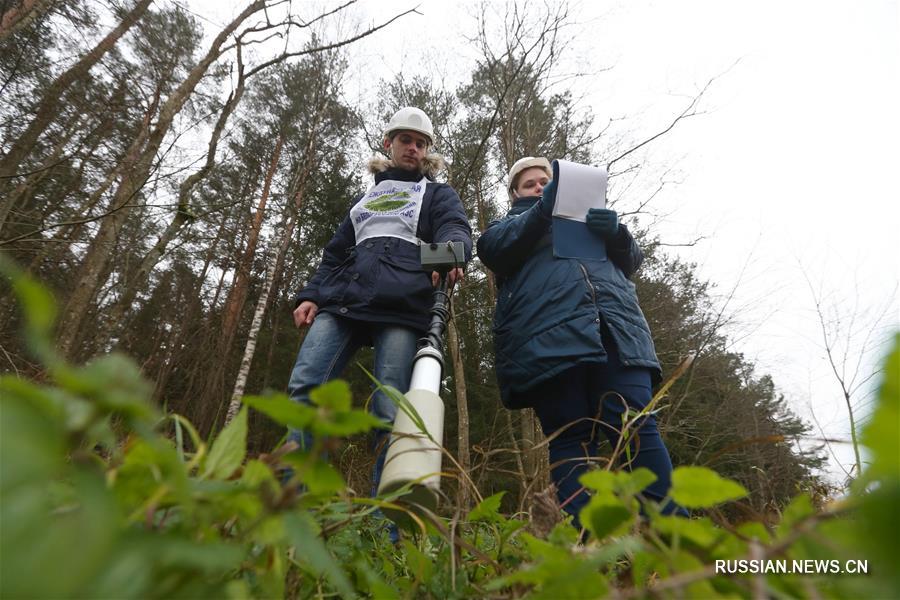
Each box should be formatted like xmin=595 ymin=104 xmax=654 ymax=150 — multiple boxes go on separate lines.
xmin=539 ymin=178 xmax=557 ymax=217
xmin=586 ymin=208 xmax=618 ymax=238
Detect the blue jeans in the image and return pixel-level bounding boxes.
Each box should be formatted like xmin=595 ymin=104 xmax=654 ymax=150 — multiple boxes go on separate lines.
xmin=530 ymin=335 xmax=686 ymax=528
xmin=287 ymin=312 xmax=418 ymax=493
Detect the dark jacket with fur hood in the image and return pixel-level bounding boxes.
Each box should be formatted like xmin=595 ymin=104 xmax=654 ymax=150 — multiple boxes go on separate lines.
xmin=294 ymin=155 xmax=472 ymax=332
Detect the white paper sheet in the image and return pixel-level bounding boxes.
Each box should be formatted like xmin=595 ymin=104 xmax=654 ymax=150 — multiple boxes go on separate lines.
xmin=551 ymin=159 xmax=608 ymax=221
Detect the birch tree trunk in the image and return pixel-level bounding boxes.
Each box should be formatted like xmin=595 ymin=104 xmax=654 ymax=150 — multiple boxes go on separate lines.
xmin=218 ymin=136 xmax=282 ymax=358
xmin=219 ymin=108 xmax=325 ymax=425
xmin=198 ymin=135 xmax=282 ymax=430
xmin=224 ymin=248 xmax=277 ymax=426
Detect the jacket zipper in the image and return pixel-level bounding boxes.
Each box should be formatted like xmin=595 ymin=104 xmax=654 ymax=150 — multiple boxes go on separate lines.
xmin=577 ymin=261 xmax=598 ymax=307
xmin=577 ymin=261 xmax=605 ymax=329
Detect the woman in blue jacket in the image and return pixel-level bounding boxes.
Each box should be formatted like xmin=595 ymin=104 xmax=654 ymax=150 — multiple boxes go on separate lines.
xmin=288 ymin=107 xmax=472 ymax=493
xmin=477 ymin=157 xmax=683 ymax=529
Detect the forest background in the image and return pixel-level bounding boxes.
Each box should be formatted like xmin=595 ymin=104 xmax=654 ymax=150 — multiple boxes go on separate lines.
xmin=2 ymin=0 xmax=898 ymax=522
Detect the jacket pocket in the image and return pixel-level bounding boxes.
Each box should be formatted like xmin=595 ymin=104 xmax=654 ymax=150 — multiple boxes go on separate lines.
xmin=373 ymin=255 xmax=432 ymax=314
xmin=319 ymin=251 xmax=357 ymax=304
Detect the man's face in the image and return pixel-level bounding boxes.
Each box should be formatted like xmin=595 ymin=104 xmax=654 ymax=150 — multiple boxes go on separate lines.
xmin=515 ymin=167 xmax=550 ymax=198
xmin=384 ymin=130 xmax=429 ymax=171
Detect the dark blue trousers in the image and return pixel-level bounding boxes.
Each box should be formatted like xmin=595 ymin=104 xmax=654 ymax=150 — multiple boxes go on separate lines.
xmin=529 ymin=333 xmax=686 ymax=528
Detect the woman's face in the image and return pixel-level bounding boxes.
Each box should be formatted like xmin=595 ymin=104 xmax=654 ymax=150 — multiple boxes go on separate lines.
xmin=515 ymin=167 xmax=550 ymax=197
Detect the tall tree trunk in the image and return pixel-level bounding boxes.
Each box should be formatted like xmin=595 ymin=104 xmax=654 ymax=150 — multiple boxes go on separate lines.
xmin=198 ymin=135 xmax=282 ymax=431
xmin=104 ymin=66 xmax=248 ymax=344
xmin=219 ymin=136 xmax=282 ymax=357
xmin=0 ymin=0 xmax=153 ymax=216
xmin=54 ymin=92 xmax=160 ymax=358
xmin=0 ymin=116 xmax=80 ymax=235
xmin=54 ymin=1 xmax=268 ymax=358
xmin=225 ymin=248 xmax=277 ymax=426
xmin=154 ymin=212 xmax=229 ymax=408
xmin=473 ymin=178 xmax=497 ymax=302
xmin=261 ymin=298 xmax=284 ymax=391
xmin=447 ymin=309 xmax=471 ymax=512
xmin=0 ymin=0 xmax=54 ymax=42
xmin=521 ymin=409 xmax=539 ymax=476
xmin=218 ymin=109 xmax=328 ymax=425
xmin=215 ymin=69 xmax=337 ymax=424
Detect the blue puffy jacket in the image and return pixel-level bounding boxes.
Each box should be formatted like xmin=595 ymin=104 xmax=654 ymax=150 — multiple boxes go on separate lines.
xmin=477 ymin=196 xmax=661 ymax=408
xmin=295 ymin=164 xmax=472 ymax=333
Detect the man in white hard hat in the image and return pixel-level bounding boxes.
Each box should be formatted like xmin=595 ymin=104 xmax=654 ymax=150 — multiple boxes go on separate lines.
xmin=286 ymin=107 xmax=472 ymax=509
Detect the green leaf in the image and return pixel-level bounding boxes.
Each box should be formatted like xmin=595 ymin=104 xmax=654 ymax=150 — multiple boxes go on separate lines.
xmin=310 ymin=379 xmax=352 ymax=411
xmin=580 ymin=468 xmax=658 ymax=500
xmin=501 ymin=517 xmax=529 ymax=542
xmin=670 ymin=550 xmax=721 ymax=598
xmin=468 ymin=491 xmax=506 ymax=523
xmin=150 ymin=535 xmax=245 ymax=572
xmin=316 ymin=410 xmax=388 ymax=437
xmin=579 ymin=469 xmax=616 ymax=492
xmin=253 ymin=515 xmax=287 ymax=546
xmin=303 ymin=460 xmax=346 ymax=495
xmin=618 ymin=468 xmax=658 ymax=496
xmin=113 ymin=438 xmax=189 ymax=510
xmin=670 ymin=466 xmax=748 ymax=509
xmin=1 ymin=470 xmax=118 ymax=598
xmin=861 ymin=334 xmax=900 ymax=479
xmin=546 ymin=520 xmax=580 ymax=546
xmin=240 ymin=459 xmax=276 ymax=487
xmin=202 ymin=407 xmax=247 ymax=480
xmin=243 ymin=393 xmax=316 ymax=429
xmin=631 ymin=550 xmax=656 ymax=589
xmin=487 ymin=541 xmax=610 ymax=598
xmin=581 ymin=497 xmax=633 ymax=540
xmin=57 ymin=354 xmax=154 ymax=420
xmin=401 ymin=540 xmax=434 ymax=584
xmin=520 ymin=532 xmax=568 ymax=561
xmin=9 ymin=267 xmax=57 ymax=335
xmin=778 ymin=494 xmax=815 ymax=535
xmin=284 ymin=513 xmax=355 ymax=599
xmin=0 ymin=257 xmax=59 ymax=364
xmin=0 ymin=381 xmax=67 ymax=491
xmin=529 ymin=566 xmax=609 ymax=600
xmin=653 ymin=515 xmax=722 ymax=549
xmin=736 ymin=520 xmax=772 ymax=546
xmin=351 ymin=558 xmax=398 ymax=599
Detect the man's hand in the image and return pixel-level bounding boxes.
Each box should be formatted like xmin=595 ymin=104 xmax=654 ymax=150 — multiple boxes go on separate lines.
xmin=293 ymin=300 xmax=318 ymax=328
xmin=431 ymin=267 xmax=465 ymax=290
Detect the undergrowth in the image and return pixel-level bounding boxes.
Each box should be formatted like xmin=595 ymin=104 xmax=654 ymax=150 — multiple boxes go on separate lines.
xmin=1 ymin=258 xmax=898 ymax=598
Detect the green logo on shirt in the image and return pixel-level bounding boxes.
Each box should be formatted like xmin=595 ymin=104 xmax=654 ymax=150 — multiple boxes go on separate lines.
xmin=364 ymin=191 xmax=412 ymax=212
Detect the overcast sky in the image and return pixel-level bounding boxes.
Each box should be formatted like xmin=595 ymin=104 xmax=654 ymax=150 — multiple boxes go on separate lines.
xmin=191 ymin=0 xmax=900 ymax=480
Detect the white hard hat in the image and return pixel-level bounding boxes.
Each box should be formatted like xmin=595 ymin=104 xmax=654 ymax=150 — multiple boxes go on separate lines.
xmin=508 ymin=156 xmax=552 ymax=197
xmin=383 ymin=107 xmax=435 ymax=145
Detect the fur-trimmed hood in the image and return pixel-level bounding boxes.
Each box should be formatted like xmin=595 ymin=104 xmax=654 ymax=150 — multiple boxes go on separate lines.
xmin=367 ymin=153 xmax=447 ymax=180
